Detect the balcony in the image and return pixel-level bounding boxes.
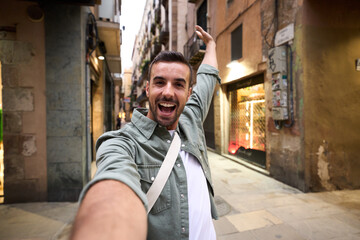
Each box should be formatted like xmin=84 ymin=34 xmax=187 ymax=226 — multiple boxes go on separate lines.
xmin=155 ymin=7 xmax=161 ymax=24
xmin=151 ymin=40 xmax=162 ymax=60
xmin=151 ymin=22 xmax=156 ymax=35
xmin=131 ymin=82 xmax=138 ymax=95
xmin=136 ymin=90 xmax=148 ymax=105
xmin=184 ymin=32 xmax=206 ymax=66
xmin=162 ymin=0 xmax=168 ymax=9
xmin=159 ymin=23 xmax=169 ymax=45
xmin=144 ymin=39 xmax=151 ymax=54
xmin=137 ymin=59 xmax=150 ymax=87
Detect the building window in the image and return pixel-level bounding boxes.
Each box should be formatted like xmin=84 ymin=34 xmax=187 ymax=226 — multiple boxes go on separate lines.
xmin=147 ymin=11 xmax=151 ymax=35
xmin=153 ymin=0 xmax=158 ymax=8
xmin=197 ymin=0 xmax=207 ymax=31
xmin=231 ymin=24 xmax=243 ymax=61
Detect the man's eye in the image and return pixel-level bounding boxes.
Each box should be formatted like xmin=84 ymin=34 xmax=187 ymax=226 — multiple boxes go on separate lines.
xmin=154 ymin=81 xmax=164 ymax=86
xmin=176 ymin=83 xmax=185 ymax=88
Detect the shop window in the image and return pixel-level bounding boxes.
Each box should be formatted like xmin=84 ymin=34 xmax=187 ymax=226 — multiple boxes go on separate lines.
xmin=231 ymin=24 xmax=242 ymax=61
xmin=228 ymin=77 xmax=266 ymax=168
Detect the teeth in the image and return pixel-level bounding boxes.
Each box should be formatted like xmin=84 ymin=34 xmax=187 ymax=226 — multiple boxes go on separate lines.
xmin=159 ymin=103 xmax=175 ymax=107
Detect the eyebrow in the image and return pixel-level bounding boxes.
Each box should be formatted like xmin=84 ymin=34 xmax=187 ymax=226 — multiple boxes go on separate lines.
xmin=153 ymin=76 xmax=165 ymax=81
xmin=174 ymin=78 xmax=187 ymax=85
xmin=153 ymin=76 xmax=187 ymax=84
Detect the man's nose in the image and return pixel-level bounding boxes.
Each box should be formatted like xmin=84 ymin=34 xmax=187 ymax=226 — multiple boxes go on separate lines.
xmin=162 ymin=82 xmax=175 ymax=98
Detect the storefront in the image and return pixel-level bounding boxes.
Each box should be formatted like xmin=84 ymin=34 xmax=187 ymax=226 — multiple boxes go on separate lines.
xmin=227 ymin=74 xmax=266 ymax=168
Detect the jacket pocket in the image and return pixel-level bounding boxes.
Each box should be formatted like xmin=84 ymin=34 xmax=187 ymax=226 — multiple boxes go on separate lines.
xmin=137 ymin=165 xmax=171 ymax=214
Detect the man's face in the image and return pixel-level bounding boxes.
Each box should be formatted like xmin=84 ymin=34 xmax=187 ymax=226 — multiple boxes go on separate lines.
xmin=146 ymin=61 xmax=191 ymax=130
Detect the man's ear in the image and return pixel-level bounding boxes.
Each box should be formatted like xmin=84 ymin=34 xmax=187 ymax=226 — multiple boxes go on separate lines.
xmin=187 ymin=87 xmax=192 ymax=101
xmin=146 ymin=81 xmax=150 ymax=97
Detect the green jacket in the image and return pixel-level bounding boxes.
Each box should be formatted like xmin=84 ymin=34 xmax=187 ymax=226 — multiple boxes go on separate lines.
xmin=80 ymin=64 xmax=221 ymax=240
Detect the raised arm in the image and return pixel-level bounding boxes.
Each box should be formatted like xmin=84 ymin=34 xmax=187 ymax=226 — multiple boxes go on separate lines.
xmin=195 ymin=25 xmax=218 ymax=69
xmin=71 ymin=180 xmax=147 ymax=240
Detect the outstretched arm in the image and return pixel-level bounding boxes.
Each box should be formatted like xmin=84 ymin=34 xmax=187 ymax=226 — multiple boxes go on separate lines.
xmin=195 ymin=25 xmax=218 ymax=69
xmin=71 ymin=180 xmax=147 ymax=240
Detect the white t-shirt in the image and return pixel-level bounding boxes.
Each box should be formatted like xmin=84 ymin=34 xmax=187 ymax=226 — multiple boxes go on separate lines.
xmin=179 ymin=150 xmax=216 ymax=240
xmin=169 ymin=130 xmax=216 ymax=239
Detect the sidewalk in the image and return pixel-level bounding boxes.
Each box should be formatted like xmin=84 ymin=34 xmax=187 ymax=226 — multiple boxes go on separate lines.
xmin=0 ymin=151 xmax=359 ymax=239
xmin=209 ymin=151 xmax=360 ymax=240
xmin=0 ymin=202 xmax=77 ymax=239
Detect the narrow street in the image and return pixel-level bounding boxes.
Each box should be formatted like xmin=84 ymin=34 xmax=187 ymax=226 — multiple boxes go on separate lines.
xmin=0 ymin=151 xmax=359 ymax=239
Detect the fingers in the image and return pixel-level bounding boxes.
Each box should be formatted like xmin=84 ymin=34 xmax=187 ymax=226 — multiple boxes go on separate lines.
xmin=195 ymin=25 xmax=217 ymax=68
xmin=195 ymin=31 xmax=203 ymax=40
xmin=195 ymin=25 xmax=214 ymax=45
xmin=195 ymin=25 xmax=205 ymax=38
xmin=195 ymin=25 xmax=204 ymax=40
xmin=195 ymin=25 xmax=203 ymax=31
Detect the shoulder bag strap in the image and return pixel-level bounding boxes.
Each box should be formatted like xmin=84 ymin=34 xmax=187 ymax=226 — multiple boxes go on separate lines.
xmin=146 ymin=132 xmax=181 ymax=214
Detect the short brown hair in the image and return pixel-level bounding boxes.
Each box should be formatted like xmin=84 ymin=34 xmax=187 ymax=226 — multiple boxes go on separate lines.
xmin=148 ymin=51 xmax=193 ymax=87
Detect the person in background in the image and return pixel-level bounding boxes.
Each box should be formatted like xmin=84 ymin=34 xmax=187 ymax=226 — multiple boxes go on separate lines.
xmin=116 ymin=113 xmax=122 ymax=129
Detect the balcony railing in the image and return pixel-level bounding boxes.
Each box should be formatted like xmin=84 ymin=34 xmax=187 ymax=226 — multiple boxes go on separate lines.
xmin=184 ymin=32 xmax=206 ymax=66
xmin=159 ymin=23 xmax=169 ymax=45
xmin=162 ymin=0 xmax=168 ymax=9
xmin=151 ymin=41 xmax=162 ymax=60
xmin=155 ymin=7 xmax=161 ymax=24
xmin=137 ymin=60 xmax=150 ymax=87
xmin=151 ymin=22 xmax=156 ymax=35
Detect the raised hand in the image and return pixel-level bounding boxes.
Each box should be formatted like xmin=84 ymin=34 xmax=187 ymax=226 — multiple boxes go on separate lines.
xmin=195 ymin=25 xmax=217 ymax=68
xmin=195 ymin=25 xmax=215 ymax=47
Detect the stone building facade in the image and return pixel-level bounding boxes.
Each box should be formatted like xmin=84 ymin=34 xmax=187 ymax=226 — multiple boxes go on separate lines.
xmin=212 ymin=0 xmax=360 ymax=192
xmin=0 ymin=0 xmax=122 ymax=203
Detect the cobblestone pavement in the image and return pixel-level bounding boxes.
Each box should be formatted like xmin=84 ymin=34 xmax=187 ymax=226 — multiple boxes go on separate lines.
xmin=0 ymin=150 xmax=359 ymax=239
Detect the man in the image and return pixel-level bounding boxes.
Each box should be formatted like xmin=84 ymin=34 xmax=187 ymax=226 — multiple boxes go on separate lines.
xmin=71 ymin=25 xmax=220 ymax=240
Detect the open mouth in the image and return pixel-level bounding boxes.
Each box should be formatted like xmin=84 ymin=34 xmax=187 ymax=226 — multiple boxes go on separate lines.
xmin=158 ymin=102 xmax=176 ymax=114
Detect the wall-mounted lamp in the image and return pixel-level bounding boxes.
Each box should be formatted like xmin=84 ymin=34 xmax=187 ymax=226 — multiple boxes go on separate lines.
xmin=356 ymin=58 xmax=360 ymax=72
xmin=98 ymin=41 xmax=106 ymax=61
xmin=226 ymin=60 xmax=247 ymax=81
xmin=226 ymin=60 xmax=239 ymax=69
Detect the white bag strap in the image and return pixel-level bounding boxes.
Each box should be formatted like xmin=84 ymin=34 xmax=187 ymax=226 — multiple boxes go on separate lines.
xmin=146 ymin=132 xmax=181 ymax=214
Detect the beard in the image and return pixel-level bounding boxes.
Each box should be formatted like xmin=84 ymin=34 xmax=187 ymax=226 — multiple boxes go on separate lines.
xmin=148 ymin=96 xmax=183 ymax=128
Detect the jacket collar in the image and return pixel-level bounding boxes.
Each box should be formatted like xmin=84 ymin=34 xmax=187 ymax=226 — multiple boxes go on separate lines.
xmin=131 ymin=108 xmax=157 ymax=139
xmin=131 ymin=108 xmax=181 ymax=140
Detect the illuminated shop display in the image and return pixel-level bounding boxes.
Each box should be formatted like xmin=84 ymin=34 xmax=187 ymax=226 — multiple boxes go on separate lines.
xmin=228 ymin=83 xmax=266 ymax=168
